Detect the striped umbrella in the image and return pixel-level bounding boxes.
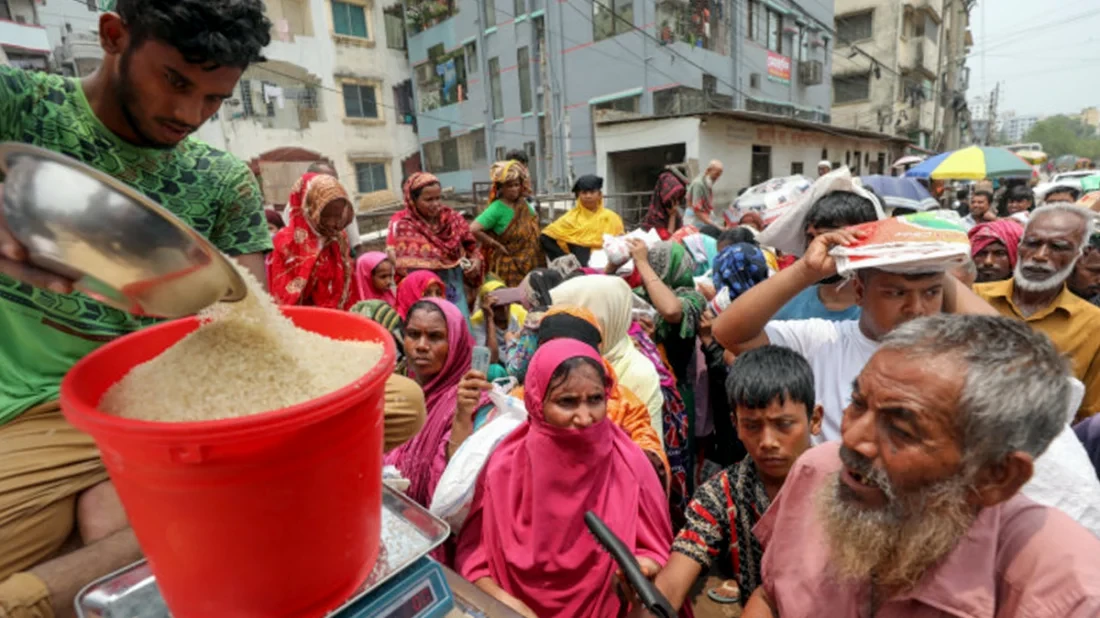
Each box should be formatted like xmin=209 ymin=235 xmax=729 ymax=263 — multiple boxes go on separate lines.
xmin=904 ymin=146 xmax=1033 ymax=180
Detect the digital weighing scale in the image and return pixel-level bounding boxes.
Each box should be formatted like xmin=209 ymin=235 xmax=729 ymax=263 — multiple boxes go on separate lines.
xmin=73 ymin=486 xmax=514 ymax=618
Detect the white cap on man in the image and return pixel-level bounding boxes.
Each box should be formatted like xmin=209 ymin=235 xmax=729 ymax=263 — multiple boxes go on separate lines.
xmin=817 ymin=160 xmax=832 ymax=172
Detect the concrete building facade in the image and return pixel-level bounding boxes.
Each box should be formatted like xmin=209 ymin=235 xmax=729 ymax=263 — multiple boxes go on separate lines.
xmin=403 ymin=0 xmax=836 ymax=194
xmin=0 ymin=0 xmax=52 ymax=71
xmin=830 ymin=0 xmax=972 ymax=152
xmin=1000 ymin=112 xmax=1039 ymax=144
xmin=595 ymin=110 xmax=907 ymax=210
xmin=194 ymin=0 xmax=418 ymax=208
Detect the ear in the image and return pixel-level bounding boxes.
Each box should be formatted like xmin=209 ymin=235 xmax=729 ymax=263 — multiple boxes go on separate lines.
xmin=853 ymin=274 xmax=866 ymax=305
xmin=969 ymin=452 xmax=1034 ymax=508
xmin=809 ymin=404 xmax=824 ymax=436
xmin=98 ymin=13 xmax=128 ymax=55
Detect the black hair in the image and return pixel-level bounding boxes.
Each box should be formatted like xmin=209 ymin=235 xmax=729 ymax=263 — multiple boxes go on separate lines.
xmin=572 ymin=174 xmax=603 ymax=195
xmin=998 ymin=185 xmax=1035 ymax=216
xmin=1045 ymin=185 xmax=1081 ymax=201
xmin=891 ymin=207 xmax=918 ymax=217
xmin=546 ymin=356 xmax=607 ymax=397
xmin=971 ymin=190 xmax=994 ymax=204
xmin=116 ymin=0 xmax=271 ymax=69
xmin=504 ymin=149 xmax=529 ymax=166
xmin=699 ymin=224 xmax=722 ymax=239
xmin=407 ymin=300 xmax=445 ymax=322
xmin=409 ymin=181 xmax=442 ymax=203
xmin=717 ymin=227 xmax=758 ymax=248
xmin=726 ymin=346 xmax=815 ymax=417
xmin=538 ymin=315 xmax=603 ymax=349
xmin=802 ymin=190 xmax=877 ymax=233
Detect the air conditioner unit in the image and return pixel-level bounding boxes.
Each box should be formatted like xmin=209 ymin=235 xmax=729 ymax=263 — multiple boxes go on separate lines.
xmin=750 ymin=73 xmax=761 ymax=89
xmin=415 ymin=63 xmax=434 ymax=84
xmin=799 ymin=60 xmax=823 ymax=85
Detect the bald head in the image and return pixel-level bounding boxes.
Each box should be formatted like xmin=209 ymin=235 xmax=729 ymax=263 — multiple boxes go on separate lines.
xmin=706 ymin=160 xmax=724 ymax=182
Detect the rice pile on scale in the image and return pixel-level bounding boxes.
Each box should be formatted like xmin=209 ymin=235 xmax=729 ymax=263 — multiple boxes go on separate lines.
xmin=101 ymin=265 xmax=382 ymax=422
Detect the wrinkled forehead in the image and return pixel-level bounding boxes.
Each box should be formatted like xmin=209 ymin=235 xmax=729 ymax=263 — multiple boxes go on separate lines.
xmin=1025 ymin=212 xmax=1086 ymax=242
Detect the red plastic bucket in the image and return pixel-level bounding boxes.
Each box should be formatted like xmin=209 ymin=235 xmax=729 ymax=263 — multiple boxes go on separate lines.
xmin=61 ymin=307 xmax=395 ymax=618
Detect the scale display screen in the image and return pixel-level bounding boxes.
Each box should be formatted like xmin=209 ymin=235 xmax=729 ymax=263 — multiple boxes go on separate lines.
xmin=391 ymin=583 xmax=436 ymax=618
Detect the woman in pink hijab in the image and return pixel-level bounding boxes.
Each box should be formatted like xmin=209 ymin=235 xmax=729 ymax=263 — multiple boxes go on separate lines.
xmin=354 ymin=251 xmax=397 ymax=306
xmin=454 ymin=339 xmax=673 ymax=618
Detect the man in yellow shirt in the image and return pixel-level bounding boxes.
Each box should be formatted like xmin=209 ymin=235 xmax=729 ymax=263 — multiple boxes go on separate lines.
xmin=974 ymin=204 xmax=1100 ymax=422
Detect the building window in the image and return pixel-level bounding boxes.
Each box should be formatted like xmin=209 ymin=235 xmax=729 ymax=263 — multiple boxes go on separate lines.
xmin=751 ymin=145 xmax=772 ymax=185
xmin=355 ymin=162 xmax=388 ymax=193
xmin=343 ymin=83 xmax=379 ymax=118
xmin=393 ymin=79 xmax=415 ymax=125
xmin=517 ymin=47 xmax=533 ymax=114
xmin=332 ymin=1 xmax=369 ymax=38
xmin=485 ymin=0 xmax=496 ymax=28
xmin=495 ymin=146 xmax=507 ymax=161
xmin=465 ymin=41 xmax=478 ymax=72
xmin=383 ymin=4 xmax=406 ymax=49
xmin=791 ymin=162 xmax=804 ymax=175
xmin=489 ymin=57 xmax=504 ymax=120
xmin=833 ymin=73 xmax=870 ymax=104
xmin=766 ymin=8 xmax=782 ymax=54
xmin=262 ymin=82 xmax=277 ymax=117
xmin=416 ymin=45 xmax=468 ymax=112
xmin=239 ymin=79 xmax=255 ymax=117
xmin=594 ymin=0 xmax=633 ymax=41
xmin=514 ymin=0 xmax=525 ymax=16
xmin=835 ymin=11 xmax=872 ymax=42
xmin=746 ymin=0 xmax=762 ymax=42
xmin=594 ymin=95 xmax=640 ymax=114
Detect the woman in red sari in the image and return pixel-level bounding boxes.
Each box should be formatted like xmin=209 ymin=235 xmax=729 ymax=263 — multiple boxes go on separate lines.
xmin=269 ymin=173 xmax=358 ymax=309
xmin=387 ymin=172 xmax=483 ymax=320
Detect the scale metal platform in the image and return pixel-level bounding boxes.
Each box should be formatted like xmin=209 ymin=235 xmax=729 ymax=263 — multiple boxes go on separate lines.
xmin=75 ymin=486 xmax=459 ymax=618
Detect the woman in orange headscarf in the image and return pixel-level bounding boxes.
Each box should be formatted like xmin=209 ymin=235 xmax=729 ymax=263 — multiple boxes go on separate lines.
xmin=269 ymin=173 xmax=358 ymax=310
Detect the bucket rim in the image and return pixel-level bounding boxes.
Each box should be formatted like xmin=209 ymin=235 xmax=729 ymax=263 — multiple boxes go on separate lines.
xmin=60 ymin=306 xmax=397 ymax=441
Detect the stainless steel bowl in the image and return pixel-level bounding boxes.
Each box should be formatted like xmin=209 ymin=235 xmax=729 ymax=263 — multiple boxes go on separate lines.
xmin=0 ymin=142 xmax=247 ymax=318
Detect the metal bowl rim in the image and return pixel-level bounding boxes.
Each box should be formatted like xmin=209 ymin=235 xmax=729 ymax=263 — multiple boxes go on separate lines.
xmin=0 ymin=142 xmax=248 ymax=306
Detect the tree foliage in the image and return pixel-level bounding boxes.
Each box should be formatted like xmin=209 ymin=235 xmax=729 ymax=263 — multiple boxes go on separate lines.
xmin=1022 ymin=115 xmax=1100 ymax=160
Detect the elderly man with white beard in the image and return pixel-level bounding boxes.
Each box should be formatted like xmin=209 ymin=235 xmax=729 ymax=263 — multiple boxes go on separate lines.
xmin=741 ymin=315 xmax=1100 ymax=618
xmin=973 ymin=204 xmax=1100 ymax=422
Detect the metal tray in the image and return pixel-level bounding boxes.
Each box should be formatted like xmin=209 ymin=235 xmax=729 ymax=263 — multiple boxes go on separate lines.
xmin=75 ymin=486 xmax=450 ymax=618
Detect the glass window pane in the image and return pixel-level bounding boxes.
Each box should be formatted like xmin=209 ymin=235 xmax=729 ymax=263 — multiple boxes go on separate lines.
xmin=593 ymin=1 xmax=614 ymax=40
xmin=514 ymin=0 xmax=525 ymax=16
xmin=350 ymin=4 xmax=368 ymax=38
xmin=517 ymin=47 xmax=532 ymax=114
xmin=372 ymin=164 xmax=388 ymax=190
xmin=485 ymin=0 xmax=496 ymax=27
xmin=332 ymin=2 xmax=350 ymax=35
xmin=343 ymin=83 xmax=362 ymax=117
xmin=362 ymin=86 xmax=378 ymax=117
xmin=615 ymin=1 xmax=633 ymax=34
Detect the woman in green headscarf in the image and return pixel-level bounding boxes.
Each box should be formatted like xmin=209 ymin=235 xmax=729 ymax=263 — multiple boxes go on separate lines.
xmin=350 ymin=300 xmax=406 ymax=374
xmin=625 ymin=239 xmax=706 ymax=382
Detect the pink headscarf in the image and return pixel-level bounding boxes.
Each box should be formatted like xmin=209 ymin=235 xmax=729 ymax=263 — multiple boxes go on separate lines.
xmin=395 ymin=270 xmax=445 ymax=319
xmin=969 ymin=219 xmax=1024 ymax=268
xmin=354 ymin=252 xmax=397 ymax=305
xmin=454 ymin=340 xmax=672 ymax=617
xmin=383 ymin=297 xmax=473 ymax=506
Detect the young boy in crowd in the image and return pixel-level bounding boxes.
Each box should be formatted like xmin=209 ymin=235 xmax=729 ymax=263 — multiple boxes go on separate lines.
xmin=632 ymin=346 xmax=822 ymax=615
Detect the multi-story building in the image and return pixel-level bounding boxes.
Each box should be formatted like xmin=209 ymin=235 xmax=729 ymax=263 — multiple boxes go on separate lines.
xmin=0 ymin=0 xmax=52 ymax=71
xmin=195 ymin=0 xmax=419 ymax=208
xmin=1081 ymin=107 xmax=1099 ymax=135
xmin=403 ymin=0 xmax=835 ymax=193
xmin=830 ymin=0 xmax=972 ymax=152
xmin=1000 ymin=111 xmax=1039 ymax=144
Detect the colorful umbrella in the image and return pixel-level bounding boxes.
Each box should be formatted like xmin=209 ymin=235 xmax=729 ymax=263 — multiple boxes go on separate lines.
xmin=1016 ymin=150 xmax=1047 ymax=164
xmin=904 ymin=146 xmax=1033 ymax=180
xmin=858 ymin=175 xmax=939 ymax=212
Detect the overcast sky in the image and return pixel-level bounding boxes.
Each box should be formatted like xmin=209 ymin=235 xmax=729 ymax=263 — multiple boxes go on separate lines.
xmin=967 ymin=0 xmax=1100 ymax=118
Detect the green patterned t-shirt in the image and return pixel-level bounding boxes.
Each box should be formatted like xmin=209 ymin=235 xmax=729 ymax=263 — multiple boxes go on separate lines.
xmin=0 ymin=66 xmax=272 ymax=423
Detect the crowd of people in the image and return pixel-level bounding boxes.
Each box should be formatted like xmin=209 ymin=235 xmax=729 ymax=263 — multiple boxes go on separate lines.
xmin=2 ymin=2 xmax=1100 ymax=618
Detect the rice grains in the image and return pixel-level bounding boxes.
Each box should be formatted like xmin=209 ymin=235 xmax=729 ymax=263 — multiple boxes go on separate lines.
xmin=100 ymin=266 xmax=383 ymax=423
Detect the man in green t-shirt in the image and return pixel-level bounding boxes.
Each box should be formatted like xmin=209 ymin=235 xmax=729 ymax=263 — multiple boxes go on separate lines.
xmin=0 ymin=1 xmax=272 ymax=615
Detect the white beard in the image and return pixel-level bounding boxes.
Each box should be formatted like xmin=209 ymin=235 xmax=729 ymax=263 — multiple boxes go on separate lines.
xmin=1014 ymin=257 xmax=1078 ymax=293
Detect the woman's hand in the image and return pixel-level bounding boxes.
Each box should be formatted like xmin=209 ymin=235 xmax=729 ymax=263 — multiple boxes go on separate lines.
xmin=480 ymin=292 xmax=497 ymax=317
xmin=456 ymin=370 xmax=491 ymax=427
xmin=627 ymin=239 xmax=649 ymax=266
